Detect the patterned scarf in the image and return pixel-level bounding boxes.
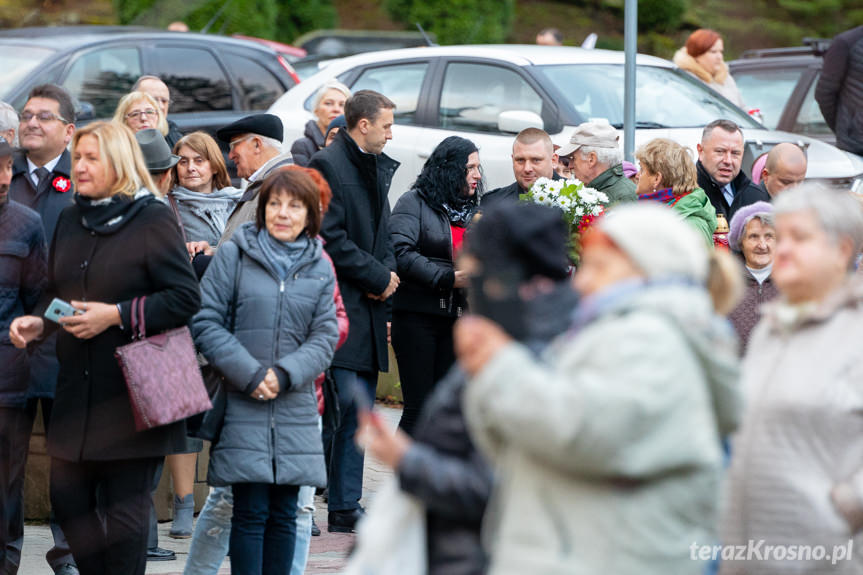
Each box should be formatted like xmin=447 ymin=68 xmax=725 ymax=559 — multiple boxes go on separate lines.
xmin=441 ymin=199 xmax=478 ymax=227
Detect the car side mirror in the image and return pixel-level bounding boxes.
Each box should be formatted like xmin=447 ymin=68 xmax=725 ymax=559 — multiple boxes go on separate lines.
xmin=76 ymin=102 xmax=95 ymax=123
xmin=497 ymin=110 xmax=544 ymax=134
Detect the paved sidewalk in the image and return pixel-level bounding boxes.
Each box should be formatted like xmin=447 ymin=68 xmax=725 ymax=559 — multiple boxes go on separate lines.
xmin=19 ymin=404 xmax=401 ymax=575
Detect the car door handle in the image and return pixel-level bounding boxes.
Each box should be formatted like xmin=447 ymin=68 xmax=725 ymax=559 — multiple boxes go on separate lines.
xmin=418 ymin=150 xmax=431 ymax=159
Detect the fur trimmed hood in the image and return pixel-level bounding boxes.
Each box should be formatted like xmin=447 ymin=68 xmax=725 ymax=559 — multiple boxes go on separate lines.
xmin=673 ymin=47 xmax=729 ymax=85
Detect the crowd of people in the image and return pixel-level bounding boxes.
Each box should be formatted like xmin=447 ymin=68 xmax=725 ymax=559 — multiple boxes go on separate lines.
xmin=1 ymin=30 xmax=863 ymax=575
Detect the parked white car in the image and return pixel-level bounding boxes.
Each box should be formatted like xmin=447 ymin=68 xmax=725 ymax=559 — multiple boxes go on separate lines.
xmin=270 ymin=44 xmax=863 ymax=205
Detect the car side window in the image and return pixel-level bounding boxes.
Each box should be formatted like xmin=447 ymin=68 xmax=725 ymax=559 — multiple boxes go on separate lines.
xmin=794 ymin=73 xmax=832 ymax=138
xmin=351 ymin=63 xmax=428 ymax=125
xmin=439 ymin=62 xmax=543 ymax=133
xmin=63 ymin=47 xmax=141 ymax=119
xmin=151 ymin=47 xmax=232 ymax=113
xmin=731 ymin=68 xmax=803 ymax=129
xmin=223 ymin=53 xmax=285 ymax=110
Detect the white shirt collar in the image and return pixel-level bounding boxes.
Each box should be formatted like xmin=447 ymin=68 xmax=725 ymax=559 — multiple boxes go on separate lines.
xmin=27 ymin=153 xmax=64 ymax=186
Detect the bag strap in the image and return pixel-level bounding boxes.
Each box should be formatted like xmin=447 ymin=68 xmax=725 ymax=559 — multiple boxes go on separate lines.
xmin=130 ymin=297 xmax=139 ymax=340
xmin=137 ymin=295 xmax=147 ymax=338
xmin=167 ymin=192 xmax=189 ymax=244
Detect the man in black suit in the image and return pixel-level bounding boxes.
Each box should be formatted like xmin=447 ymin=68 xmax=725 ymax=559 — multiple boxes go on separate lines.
xmin=7 ymin=84 xmax=78 ymax=575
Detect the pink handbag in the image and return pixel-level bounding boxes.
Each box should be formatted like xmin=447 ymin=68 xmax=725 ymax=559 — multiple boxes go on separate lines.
xmin=115 ymin=296 xmax=212 ymax=431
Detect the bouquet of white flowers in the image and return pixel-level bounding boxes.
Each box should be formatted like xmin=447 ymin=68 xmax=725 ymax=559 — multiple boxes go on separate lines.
xmin=521 ymin=177 xmax=609 ymax=263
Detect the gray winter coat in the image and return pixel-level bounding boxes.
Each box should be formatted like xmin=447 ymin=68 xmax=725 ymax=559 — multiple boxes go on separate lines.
xmin=192 ymin=222 xmax=339 ymax=487
xmin=169 ymin=185 xmax=242 ymax=246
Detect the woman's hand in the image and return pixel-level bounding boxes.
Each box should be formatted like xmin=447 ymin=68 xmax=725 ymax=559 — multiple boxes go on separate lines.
xmin=59 ymin=301 xmax=121 ymax=340
xmin=9 ymin=315 xmax=45 ymax=348
xmin=250 ymin=380 xmax=278 ymax=401
xmin=357 ymin=410 xmax=412 ymax=469
xmin=186 ymin=241 xmax=213 ymax=259
xmin=264 ymin=368 xmax=280 ymax=394
xmin=454 ymin=315 xmax=513 ymax=377
xmin=454 ymin=270 xmax=470 ymax=289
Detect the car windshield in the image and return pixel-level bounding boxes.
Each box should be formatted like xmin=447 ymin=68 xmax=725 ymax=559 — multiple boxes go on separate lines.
xmin=0 ymin=48 xmax=55 ymax=99
xmin=536 ymin=63 xmax=758 ymax=129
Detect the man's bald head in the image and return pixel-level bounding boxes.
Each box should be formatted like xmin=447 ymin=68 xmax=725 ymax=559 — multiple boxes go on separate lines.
xmin=762 ymin=142 xmax=807 ymax=198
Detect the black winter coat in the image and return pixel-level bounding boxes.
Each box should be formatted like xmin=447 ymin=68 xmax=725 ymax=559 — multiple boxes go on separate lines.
xmin=390 ymin=188 xmax=469 ymax=318
xmin=696 ymin=160 xmax=762 ymax=222
xmin=290 ymin=120 xmax=325 ymax=167
xmin=397 ymin=368 xmax=492 ymax=575
xmin=816 ymin=26 xmax=863 ymax=155
xmin=37 ymin=197 xmax=200 ymax=462
xmin=309 ymin=129 xmax=399 ymax=373
xmin=0 ymin=201 xmax=46 ymax=407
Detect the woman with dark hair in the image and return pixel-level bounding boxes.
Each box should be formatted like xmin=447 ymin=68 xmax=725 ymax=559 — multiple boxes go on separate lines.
xmin=192 ymin=167 xmax=338 ymax=574
xmin=390 ymin=135 xmax=481 ymax=435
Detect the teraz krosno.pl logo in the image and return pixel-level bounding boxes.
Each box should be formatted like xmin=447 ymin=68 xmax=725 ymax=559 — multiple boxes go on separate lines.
xmin=690 ymin=540 xmax=854 ymax=565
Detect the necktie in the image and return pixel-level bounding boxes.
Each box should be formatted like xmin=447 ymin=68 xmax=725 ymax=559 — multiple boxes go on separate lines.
xmin=34 ymin=166 xmax=50 ymax=190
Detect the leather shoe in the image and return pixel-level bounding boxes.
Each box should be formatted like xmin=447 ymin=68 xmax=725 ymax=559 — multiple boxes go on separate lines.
xmin=328 ymin=508 xmax=364 ymax=533
xmin=146 ymin=546 xmax=176 ymax=561
xmin=311 ymin=516 xmax=321 ymax=536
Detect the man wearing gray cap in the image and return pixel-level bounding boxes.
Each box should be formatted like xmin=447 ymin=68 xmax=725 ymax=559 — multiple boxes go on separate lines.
xmin=557 ymin=120 xmax=637 ymax=204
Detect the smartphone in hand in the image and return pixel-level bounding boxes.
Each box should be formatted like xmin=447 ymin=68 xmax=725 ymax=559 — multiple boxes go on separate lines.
xmin=44 ymin=298 xmax=82 ymax=324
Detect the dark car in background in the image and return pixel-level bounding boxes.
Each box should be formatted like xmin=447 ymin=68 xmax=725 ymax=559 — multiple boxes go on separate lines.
xmin=0 ymin=26 xmax=299 ymax=137
xmin=729 ymin=39 xmax=836 ymax=145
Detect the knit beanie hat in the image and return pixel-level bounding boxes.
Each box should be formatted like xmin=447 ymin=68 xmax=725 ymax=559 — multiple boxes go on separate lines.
xmin=728 ymin=201 xmax=773 ymax=252
xmin=468 ymin=202 xmax=570 ymax=281
xmin=597 ymin=203 xmax=709 ymax=282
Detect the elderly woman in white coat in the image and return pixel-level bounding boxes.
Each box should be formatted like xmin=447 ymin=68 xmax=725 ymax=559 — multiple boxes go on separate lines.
xmin=455 ymin=203 xmax=742 ymax=575
xmin=720 ymin=184 xmax=863 ymax=574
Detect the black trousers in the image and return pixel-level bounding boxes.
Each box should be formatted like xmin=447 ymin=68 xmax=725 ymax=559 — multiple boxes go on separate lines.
xmin=392 ymin=311 xmax=457 ymax=436
xmin=50 ymin=456 xmax=160 ymax=575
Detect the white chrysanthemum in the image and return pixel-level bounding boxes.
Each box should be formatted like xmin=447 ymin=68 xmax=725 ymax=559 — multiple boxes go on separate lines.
xmin=575 ymin=206 xmax=584 ymax=217
xmin=592 ymin=206 xmax=603 ymax=216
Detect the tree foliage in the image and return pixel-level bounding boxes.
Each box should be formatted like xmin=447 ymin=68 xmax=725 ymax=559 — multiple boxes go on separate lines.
xmin=638 ymin=0 xmax=688 ymax=33
xmin=385 ymin=0 xmax=516 ymax=45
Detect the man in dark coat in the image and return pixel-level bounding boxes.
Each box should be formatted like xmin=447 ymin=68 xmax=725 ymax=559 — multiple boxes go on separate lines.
xmin=481 ymin=128 xmax=561 ymax=208
xmin=309 ymin=90 xmax=400 ymax=532
xmin=7 ymin=84 xmax=77 ymax=575
xmin=696 ymin=119 xmax=764 ymax=222
xmin=0 ymin=135 xmax=48 ymax=572
xmin=816 ymin=26 xmax=863 ymax=156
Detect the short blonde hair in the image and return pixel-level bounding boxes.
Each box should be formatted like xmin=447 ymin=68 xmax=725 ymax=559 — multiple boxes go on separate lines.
xmin=313 ymin=81 xmax=351 ymax=114
xmin=635 ymin=138 xmax=698 ymax=195
xmin=72 ymin=121 xmax=157 ymax=198
xmin=113 ymin=91 xmax=169 ymax=137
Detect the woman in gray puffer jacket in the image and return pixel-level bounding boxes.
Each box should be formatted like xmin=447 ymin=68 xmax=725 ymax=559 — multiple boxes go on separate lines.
xmin=192 ymin=167 xmax=338 ymax=575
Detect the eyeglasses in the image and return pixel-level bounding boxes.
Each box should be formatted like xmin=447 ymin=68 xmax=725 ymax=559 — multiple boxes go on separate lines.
xmin=126 ymin=109 xmax=158 ymax=121
xmin=228 ymin=135 xmax=255 ymax=152
xmin=19 ymin=111 xmax=71 ymax=124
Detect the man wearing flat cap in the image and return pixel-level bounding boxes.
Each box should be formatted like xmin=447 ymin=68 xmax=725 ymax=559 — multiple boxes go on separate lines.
xmin=558 ymin=120 xmax=637 ymax=204
xmin=135 ymin=128 xmax=179 ymax=196
xmin=214 ymin=113 xmax=292 ymax=249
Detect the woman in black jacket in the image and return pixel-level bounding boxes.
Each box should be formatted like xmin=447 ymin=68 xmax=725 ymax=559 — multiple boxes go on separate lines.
xmin=390 ymin=136 xmax=481 ymax=435
xmin=10 ymin=121 xmax=200 ymax=575
xmin=289 ymin=81 xmax=350 ymax=166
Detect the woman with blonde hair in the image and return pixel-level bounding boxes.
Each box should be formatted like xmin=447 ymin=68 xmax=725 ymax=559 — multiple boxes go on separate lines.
xmin=113 ymin=91 xmax=169 ymax=136
xmin=290 ymin=80 xmax=351 ymax=166
xmin=674 ymin=29 xmax=744 ymax=108
xmin=9 ymin=121 xmax=200 ymax=575
xmin=636 ymin=137 xmax=717 ymax=246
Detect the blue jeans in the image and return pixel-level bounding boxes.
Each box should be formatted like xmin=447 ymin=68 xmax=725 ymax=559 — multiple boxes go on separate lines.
xmin=230 ymin=483 xmax=298 ymax=575
xmin=184 ymin=486 xmax=233 ymax=575
xmin=323 ymin=369 xmax=376 ymax=511
xmin=291 ymin=485 xmax=314 ymax=575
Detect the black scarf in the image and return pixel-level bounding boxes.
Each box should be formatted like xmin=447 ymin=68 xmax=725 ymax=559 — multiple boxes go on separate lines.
xmin=441 ymin=197 xmax=478 ymax=227
xmin=74 ymin=191 xmax=156 ymax=235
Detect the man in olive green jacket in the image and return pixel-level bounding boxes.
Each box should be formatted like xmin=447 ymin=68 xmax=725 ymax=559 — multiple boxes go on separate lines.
xmin=559 ymin=120 xmax=637 ymax=204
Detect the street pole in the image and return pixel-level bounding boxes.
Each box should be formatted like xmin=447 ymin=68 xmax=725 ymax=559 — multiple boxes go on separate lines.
xmin=623 ymin=0 xmax=637 ymax=161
